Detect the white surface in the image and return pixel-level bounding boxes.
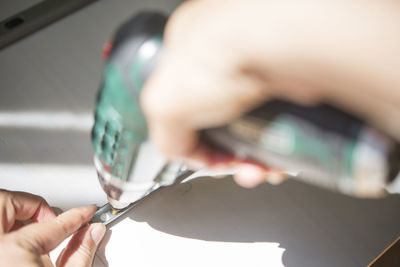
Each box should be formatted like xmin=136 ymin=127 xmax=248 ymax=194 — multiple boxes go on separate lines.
xmin=0 ymin=163 xmax=105 ymax=209
xmin=96 ymin=217 xmax=285 ymax=267
xmin=0 ymin=110 xmax=92 ymax=131
xmin=1 ymin=0 xmax=400 ymax=266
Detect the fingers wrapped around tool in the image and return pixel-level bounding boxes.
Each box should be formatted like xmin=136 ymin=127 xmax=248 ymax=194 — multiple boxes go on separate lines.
xmin=56 ymin=223 xmax=106 ymax=267
xmin=10 ymin=205 xmax=97 ymax=255
xmin=0 ymin=189 xmax=56 ymax=234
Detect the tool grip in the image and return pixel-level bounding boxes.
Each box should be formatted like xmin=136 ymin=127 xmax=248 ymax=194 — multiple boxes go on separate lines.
xmin=204 ymin=99 xmax=362 ymax=163
xmin=203 ymin=100 xmax=400 ymax=196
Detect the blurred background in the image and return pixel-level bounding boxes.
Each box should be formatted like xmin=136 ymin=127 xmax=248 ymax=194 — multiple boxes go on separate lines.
xmin=0 ymin=0 xmax=182 ymax=209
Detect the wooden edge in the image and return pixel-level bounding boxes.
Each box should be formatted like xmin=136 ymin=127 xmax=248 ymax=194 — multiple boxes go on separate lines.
xmin=368 ymin=236 xmax=400 ymax=267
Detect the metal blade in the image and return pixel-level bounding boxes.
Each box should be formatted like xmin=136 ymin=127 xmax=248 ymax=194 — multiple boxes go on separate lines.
xmin=90 ymin=169 xmax=194 ymax=226
xmin=90 ymin=201 xmax=140 ymax=226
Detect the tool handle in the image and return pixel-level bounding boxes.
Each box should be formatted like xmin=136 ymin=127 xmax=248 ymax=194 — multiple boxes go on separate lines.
xmin=203 ymin=100 xmax=400 ymax=196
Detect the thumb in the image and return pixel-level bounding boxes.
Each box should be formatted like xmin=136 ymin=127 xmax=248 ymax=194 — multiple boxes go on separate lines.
xmin=56 ymin=223 xmax=106 ymax=267
xmin=12 ymin=205 xmax=97 ymax=254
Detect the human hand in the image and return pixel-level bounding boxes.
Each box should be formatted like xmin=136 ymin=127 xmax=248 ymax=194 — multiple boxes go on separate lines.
xmin=0 ymin=189 xmax=105 ymax=267
xmin=142 ymin=0 xmax=400 ymax=187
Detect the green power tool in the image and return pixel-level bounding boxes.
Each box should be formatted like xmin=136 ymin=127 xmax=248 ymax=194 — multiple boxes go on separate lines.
xmin=92 ymin=11 xmax=400 ymax=210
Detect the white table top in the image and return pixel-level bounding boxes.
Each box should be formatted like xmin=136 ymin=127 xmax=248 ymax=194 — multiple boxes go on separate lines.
xmin=1 ymin=1 xmax=400 ymax=266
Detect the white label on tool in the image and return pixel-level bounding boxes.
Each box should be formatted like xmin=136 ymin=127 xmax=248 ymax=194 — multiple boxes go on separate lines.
xmin=260 ymin=122 xmax=294 ymax=155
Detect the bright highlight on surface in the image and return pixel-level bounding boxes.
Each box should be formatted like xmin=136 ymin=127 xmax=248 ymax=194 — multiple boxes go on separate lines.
xmin=140 ymin=40 xmax=158 ymax=59
xmin=0 ymin=162 xmax=104 ymax=209
xmin=0 ymin=111 xmax=93 ymax=131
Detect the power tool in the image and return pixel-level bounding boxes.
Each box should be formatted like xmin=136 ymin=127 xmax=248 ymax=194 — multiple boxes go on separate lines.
xmin=91 ymin=11 xmax=400 ymax=214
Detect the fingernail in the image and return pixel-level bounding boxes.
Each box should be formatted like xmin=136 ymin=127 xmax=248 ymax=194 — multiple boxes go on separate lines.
xmin=265 ymin=172 xmax=288 ymax=185
xmin=234 ymin=163 xmax=267 ymax=188
xmin=91 ymin=223 xmax=106 ymax=245
xmin=81 ymin=205 xmax=97 ymax=214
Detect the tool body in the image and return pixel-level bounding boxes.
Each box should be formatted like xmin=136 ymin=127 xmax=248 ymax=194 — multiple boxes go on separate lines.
xmin=92 ymin=11 xmax=400 ymax=210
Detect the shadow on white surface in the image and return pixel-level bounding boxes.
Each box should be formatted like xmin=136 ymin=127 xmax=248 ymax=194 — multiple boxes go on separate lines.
xmin=97 ymin=176 xmax=400 ymax=267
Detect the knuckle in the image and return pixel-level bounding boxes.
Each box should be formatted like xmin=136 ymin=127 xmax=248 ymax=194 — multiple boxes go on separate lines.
xmin=56 ymin=208 xmax=86 ymax=232
xmin=35 ymin=195 xmax=46 ymax=204
xmin=0 ymin=189 xmax=12 ymax=202
xmin=54 ymin=216 xmax=71 ymax=236
xmin=165 ymin=0 xmax=206 ymax=44
xmin=141 ymin=88 xmax=179 ymax=123
xmin=0 ymin=191 xmax=15 ymax=218
xmin=25 ymin=191 xmax=42 ymax=200
xmin=13 ymin=232 xmax=46 ymax=255
xmin=32 ymin=195 xmax=48 ymax=210
xmin=78 ymin=243 xmax=94 ymax=259
xmin=75 ymin=208 xmax=88 ymax=224
xmin=0 ymin=189 xmax=9 ymax=196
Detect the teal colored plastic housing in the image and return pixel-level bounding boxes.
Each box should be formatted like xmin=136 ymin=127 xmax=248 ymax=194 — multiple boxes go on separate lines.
xmin=92 ymin=35 xmax=162 ymax=181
